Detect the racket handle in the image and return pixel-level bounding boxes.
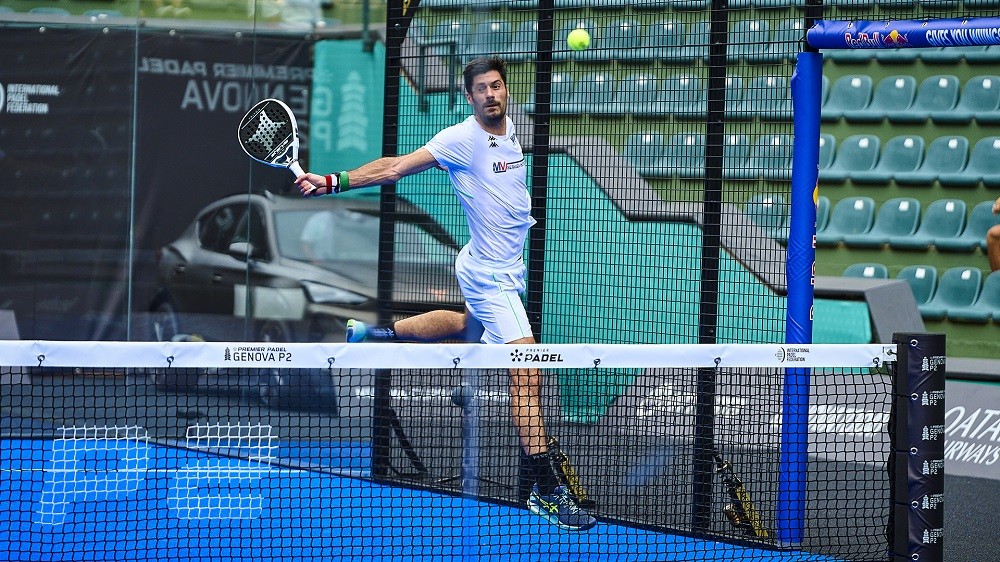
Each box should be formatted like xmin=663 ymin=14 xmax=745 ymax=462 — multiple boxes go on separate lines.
xmin=288 ymin=161 xmax=305 ymax=178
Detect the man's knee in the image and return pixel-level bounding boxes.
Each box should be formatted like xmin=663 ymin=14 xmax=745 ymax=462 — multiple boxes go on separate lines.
xmin=988 ymin=225 xmax=1000 ymax=245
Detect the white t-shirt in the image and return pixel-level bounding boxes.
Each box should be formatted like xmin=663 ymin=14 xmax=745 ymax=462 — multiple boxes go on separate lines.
xmin=423 ymin=115 xmax=535 ymax=265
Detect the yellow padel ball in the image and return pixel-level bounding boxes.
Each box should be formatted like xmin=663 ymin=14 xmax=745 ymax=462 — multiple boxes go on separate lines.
xmin=567 ymin=28 xmax=591 ymax=51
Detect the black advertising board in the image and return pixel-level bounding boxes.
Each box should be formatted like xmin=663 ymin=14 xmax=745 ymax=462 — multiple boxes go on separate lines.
xmin=0 ymin=26 xmax=311 ymax=340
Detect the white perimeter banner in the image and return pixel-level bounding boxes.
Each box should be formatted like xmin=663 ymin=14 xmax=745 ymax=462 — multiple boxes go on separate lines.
xmin=944 ymin=379 xmax=1000 ymax=481
xmin=0 ymin=341 xmax=895 ymax=370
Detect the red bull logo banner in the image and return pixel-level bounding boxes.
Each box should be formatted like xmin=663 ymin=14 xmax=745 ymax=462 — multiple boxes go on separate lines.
xmin=807 ymin=16 xmax=1000 ymax=50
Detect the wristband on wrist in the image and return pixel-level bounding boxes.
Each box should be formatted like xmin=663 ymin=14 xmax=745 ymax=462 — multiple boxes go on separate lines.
xmin=338 ymin=171 xmax=350 ymax=193
xmin=324 ymin=174 xmax=335 ymax=192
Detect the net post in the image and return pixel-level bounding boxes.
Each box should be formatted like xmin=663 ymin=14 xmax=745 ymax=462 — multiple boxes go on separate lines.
xmin=890 ymin=333 xmax=946 ymax=562
xmin=777 ymin=47 xmax=823 ymax=545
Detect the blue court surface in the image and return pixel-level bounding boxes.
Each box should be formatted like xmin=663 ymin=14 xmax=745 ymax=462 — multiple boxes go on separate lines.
xmin=1 ymin=439 xmax=840 ymax=562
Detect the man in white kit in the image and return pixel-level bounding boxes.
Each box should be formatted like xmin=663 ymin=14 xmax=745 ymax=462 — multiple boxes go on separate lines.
xmin=293 ymin=56 xmax=596 ymax=531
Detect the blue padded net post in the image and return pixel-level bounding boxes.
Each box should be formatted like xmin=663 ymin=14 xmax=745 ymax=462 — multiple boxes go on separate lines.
xmin=779 ymin=50 xmax=822 ymax=545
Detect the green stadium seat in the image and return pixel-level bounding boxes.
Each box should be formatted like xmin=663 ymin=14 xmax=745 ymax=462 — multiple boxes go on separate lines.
xmin=549 ymin=72 xmax=577 ymax=114
xmin=897 ymin=265 xmax=938 ymax=307
xmin=642 ymin=20 xmax=684 ymax=62
xmin=889 ymin=198 xmax=967 ymax=250
xmin=673 ymin=21 xmax=709 ymax=62
xmin=965 ymin=0 xmax=1000 ymax=7
xmin=894 ymin=135 xmax=969 ymax=185
xmin=506 ymin=0 xmax=539 ymax=7
xmin=430 ymin=19 xmax=472 ymax=60
xmin=918 ymin=0 xmax=959 ymax=8
xmin=466 ymin=20 xmax=512 ymax=62
xmin=631 ymin=0 xmax=672 ymax=7
xmin=620 ymin=73 xmax=663 ymax=117
xmin=935 ymin=200 xmax=1000 ymax=252
xmin=623 ymin=132 xmax=667 ymax=178
xmin=728 ymin=19 xmax=772 ymax=63
xmin=721 ymin=134 xmax=752 ymax=179
xmin=827 ymin=48 xmax=876 ymax=63
xmin=821 ymin=75 xmax=873 ymax=122
xmin=842 ymin=197 xmax=920 ymax=248
xmin=554 ymin=0 xmax=591 ymax=7
xmin=823 ymin=49 xmax=886 ymax=65
xmin=767 ymin=19 xmax=807 ymax=63
xmin=851 ymin=135 xmax=924 ymax=185
xmin=733 ymin=134 xmax=793 ymax=181
xmin=575 ymin=72 xmax=618 ymax=116
xmin=920 ymin=267 xmax=983 ymax=320
xmin=728 ymin=0 xmax=752 ymax=8
xmin=724 ymin=76 xmax=746 ymax=119
xmin=964 ymin=44 xmax=1000 ymax=64
xmin=668 ymin=0 xmax=710 ymax=9
xmin=889 ymin=75 xmax=959 ymax=123
xmin=947 ymin=270 xmax=1000 ymax=323
xmin=660 ymin=75 xmax=706 ymax=119
xmin=933 ymin=75 xmax=1000 ymax=124
xmin=939 ymin=137 xmax=1000 ymax=188
xmin=507 ymin=20 xmax=537 ymax=62
xmin=877 ymin=0 xmax=915 ymax=6
xmin=818 ymin=134 xmax=836 ymax=171
xmin=817 ymin=195 xmax=831 ymax=232
xmin=603 ymin=18 xmax=645 ymax=62
xmin=816 ymin=196 xmax=876 ymax=246
xmin=739 ymin=76 xmax=792 ymax=121
xmin=818 ymin=134 xmax=880 ymax=183
xmin=874 ymin=48 xmax=920 ymax=64
xmin=662 ymin=133 xmax=706 ymax=178
xmin=844 ymin=75 xmax=916 ymax=123
xmin=744 ymin=193 xmax=789 ymax=240
xmin=554 ymin=20 xmax=598 ymax=61
xmin=843 ymin=263 xmax=889 ymax=279
xmin=921 ymin=46 xmax=989 ymax=64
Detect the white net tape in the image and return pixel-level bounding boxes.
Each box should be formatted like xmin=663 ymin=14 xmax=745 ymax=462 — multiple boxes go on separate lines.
xmin=0 ymin=340 xmax=895 ymax=370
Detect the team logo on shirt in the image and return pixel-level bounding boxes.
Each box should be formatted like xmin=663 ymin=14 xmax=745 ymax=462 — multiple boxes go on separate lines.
xmin=492 ymin=158 xmax=525 ymax=173
xmin=488 ymin=135 xmax=499 ymax=148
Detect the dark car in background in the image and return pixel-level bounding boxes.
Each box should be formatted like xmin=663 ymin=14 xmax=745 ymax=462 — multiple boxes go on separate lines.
xmin=147 ymin=191 xmax=463 ymax=408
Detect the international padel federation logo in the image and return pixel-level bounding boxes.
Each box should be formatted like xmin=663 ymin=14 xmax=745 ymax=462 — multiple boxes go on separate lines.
xmin=774 ymin=347 xmax=809 ymax=363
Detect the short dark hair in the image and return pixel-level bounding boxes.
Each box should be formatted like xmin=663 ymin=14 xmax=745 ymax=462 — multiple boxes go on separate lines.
xmin=463 ymin=56 xmax=508 ymax=93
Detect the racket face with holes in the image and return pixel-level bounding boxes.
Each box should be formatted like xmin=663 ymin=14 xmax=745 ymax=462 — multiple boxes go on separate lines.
xmin=238 ymin=98 xmax=303 ymax=176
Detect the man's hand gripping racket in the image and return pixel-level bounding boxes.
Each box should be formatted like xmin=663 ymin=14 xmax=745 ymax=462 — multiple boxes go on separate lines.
xmin=238 ymin=98 xmax=312 ymax=186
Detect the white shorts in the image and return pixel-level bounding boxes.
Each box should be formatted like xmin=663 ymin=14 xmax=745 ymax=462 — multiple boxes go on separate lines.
xmin=455 ymin=245 xmax=532 ymax=344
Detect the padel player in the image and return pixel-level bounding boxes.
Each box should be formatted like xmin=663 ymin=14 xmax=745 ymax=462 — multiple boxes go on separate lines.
xmin=293 ymin=56 xmax=596 ymax=532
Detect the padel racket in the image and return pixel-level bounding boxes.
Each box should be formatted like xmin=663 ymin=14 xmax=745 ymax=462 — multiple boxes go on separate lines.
xmin=238 ymin=98 xmax=305 ymax=178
